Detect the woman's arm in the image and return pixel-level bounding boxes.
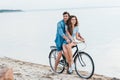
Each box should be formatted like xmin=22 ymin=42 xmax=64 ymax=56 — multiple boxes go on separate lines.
xmin=66 ymin=30 xmax=75 ymax=42
xmin=65 ymin=25 xmax=74 ymax=42
xmin=76 ymin=32 xmax=85 ymax=42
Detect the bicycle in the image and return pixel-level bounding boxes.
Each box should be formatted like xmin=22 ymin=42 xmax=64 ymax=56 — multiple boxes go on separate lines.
xmin=48 ymin=41 xmax=95 ymax=79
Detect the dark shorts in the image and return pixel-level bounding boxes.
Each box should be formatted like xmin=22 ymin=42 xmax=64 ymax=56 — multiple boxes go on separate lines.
xmin=55 ymin=42 xmax=63 ymax=51
xmin=63 ymin=40 xmax=68 ymax=45
xmin=56 ymin=46 xmax=62 ymax=51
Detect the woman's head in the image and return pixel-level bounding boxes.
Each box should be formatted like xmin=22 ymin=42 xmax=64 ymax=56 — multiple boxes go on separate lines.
xmin=67 ymin=15 xmax=78 ymax=26
xmin=67 ymin=15 xmax=78 ymax=35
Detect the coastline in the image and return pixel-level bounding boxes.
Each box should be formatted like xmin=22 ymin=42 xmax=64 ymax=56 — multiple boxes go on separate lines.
xmin=0 ymin=57 xmax=119 ymax=80
xmin=0 ymin=9 xmax=23 ymax=13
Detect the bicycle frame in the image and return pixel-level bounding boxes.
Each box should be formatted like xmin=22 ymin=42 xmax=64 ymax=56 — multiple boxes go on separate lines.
xmin=72 ymin=45 xmax=79 ymax=58
xmin=49 ymin=42 xmax=95 ymax=79
xmin=61 ymin=45 xmax=79 ymax=63
xmin=50 ymin=43 xmax=86 ymax=67
xmin=61 ymin=45 xmax=86 ymax=67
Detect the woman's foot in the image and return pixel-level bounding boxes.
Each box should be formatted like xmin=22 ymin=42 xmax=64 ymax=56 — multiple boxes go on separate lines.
xmin=71 ymin=63 xmax=74 ymax=70
xmin=67 ymin=67 xmax=73 ymax=74
xmin=67 ymin=63 xmax=74 ymax=74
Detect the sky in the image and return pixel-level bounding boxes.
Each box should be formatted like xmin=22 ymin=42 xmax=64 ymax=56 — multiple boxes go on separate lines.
xmin=0 ymin=0 xmax=120 ymax=10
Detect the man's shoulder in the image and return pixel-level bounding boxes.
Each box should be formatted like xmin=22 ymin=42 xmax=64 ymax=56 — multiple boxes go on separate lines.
xmin=57 ymin=20 xmax=64 ymax=24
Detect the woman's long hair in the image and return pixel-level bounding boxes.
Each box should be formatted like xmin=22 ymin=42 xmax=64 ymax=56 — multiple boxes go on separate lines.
xmin=67 ymin=15 xmax=78 ymax=35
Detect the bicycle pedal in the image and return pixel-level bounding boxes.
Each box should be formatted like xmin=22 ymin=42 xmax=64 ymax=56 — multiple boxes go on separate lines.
xmin=59 ymin=60 xmax=65 ymax=65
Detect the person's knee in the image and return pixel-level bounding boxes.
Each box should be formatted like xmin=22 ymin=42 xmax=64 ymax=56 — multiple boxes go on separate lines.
xmin=58 ymin=51 xmax=62 ymax=55
xmin=66 ymin=44 xmax=70 ymax=49
xmin=63 ymin=45 xmax=67 ymax=53
xmin=56 ymin=51 xmax=62 ymax=60
xmin=63 ymin=50 xmax=67 ymax=55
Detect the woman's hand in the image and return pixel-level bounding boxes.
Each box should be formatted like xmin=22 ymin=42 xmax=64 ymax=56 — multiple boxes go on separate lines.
xmin=80 ymin=38 xmax=85 ymax=43
xmin=77 ymin=37 xmax=85 ymax=43
xmin=72 ymin=41 xmax=77 ymax=46
xmin=76 ymin=33 xmax=85 ymax=43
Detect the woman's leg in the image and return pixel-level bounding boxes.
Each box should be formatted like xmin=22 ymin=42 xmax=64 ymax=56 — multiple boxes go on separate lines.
xmin=62 ymin=45 xmax=71 ymax=67
xmin=66 ymin=42 xmax=76 ymax=67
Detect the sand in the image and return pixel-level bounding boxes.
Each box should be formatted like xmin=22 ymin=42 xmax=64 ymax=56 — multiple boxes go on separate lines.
xmin=0 ymin=57 xmax=119 ymax=80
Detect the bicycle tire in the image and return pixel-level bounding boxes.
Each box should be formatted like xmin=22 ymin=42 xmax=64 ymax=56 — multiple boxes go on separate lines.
xmin=74 ymin=52 xmax=95 ymax=79
xmin=49 ymin=49 xmax=65 ymax=73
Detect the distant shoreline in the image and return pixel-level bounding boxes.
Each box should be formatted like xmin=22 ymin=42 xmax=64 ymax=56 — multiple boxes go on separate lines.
xmin=0 ymin=9 xmax=23 ymax=13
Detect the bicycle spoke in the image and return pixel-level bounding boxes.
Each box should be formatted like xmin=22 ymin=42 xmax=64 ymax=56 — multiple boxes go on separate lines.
xmin=78 ymin=53 xmax=86 ymax=67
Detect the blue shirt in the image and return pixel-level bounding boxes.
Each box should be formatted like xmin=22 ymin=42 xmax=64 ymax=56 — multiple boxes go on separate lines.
xmin=55 ymin=20 xmax=66 ymax=51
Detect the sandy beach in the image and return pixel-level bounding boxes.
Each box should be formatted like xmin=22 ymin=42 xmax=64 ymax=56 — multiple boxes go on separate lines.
xmin=0 ymin=57 xmax=119 ymax=80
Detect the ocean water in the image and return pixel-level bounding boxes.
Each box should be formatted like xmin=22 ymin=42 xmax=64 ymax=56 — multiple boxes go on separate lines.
xmin=0 ymin=8 xmax=120 ymax=78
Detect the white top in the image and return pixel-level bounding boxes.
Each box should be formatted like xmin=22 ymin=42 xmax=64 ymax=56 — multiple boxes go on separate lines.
xmin=65 ymin=25 xmax=79 ymax=40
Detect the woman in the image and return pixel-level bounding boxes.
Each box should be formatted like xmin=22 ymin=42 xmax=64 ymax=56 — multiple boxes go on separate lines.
xmin=62 ymin=15 xmax=85 ymax=74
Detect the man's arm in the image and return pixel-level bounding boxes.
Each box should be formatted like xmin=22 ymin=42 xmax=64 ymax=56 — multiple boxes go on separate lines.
xmin=57 ymin=23 xmax=69 ymax=41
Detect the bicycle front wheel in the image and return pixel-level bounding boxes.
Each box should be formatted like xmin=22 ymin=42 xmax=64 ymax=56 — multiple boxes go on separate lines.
xmin=74 ymin=52 xmax=95 ymax=79
xmin=49 ymin=49 xmax=65 ymax=73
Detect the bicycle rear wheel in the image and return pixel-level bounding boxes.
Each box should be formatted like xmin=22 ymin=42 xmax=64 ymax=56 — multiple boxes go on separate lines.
xmin=74 ymin=52 xmax=94 ymax=79
xmin=49 ymin=49 xmax=65 ymax=73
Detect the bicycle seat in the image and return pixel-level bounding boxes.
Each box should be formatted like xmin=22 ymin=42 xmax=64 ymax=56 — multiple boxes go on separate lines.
xmin=50 ymin=46 xmax=56 ymax=49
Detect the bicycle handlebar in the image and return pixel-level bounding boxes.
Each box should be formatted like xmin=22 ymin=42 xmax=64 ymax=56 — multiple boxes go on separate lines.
xmin=73 ymin=41 xmax=84 ymax=44
xmin=73 ymin=41 xmax=87 ymax=50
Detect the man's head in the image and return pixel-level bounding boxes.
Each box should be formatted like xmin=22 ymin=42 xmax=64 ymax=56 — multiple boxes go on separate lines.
xmin=63 ymin=11 xmax=70 ymax=23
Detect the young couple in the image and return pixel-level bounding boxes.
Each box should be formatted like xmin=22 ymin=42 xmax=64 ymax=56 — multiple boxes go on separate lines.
xmin=54 ymin=11 xmax=85 ymax=74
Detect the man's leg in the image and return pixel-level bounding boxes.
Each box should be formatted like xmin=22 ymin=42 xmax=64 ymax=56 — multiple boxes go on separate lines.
xmin=54 ymin=51 xmax=62 ymax=72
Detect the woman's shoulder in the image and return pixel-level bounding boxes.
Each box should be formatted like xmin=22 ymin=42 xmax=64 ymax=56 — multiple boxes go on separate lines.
xmin=74 ymin=26 xmax=79 ymax=32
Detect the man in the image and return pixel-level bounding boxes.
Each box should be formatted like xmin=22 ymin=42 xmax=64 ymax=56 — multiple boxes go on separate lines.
xmin=54 ymin=12 xmax=70 ymax=72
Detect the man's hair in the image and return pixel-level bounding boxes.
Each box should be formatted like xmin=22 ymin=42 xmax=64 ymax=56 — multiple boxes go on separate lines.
xmin=63 ymin=11 xmax=70 ymax=16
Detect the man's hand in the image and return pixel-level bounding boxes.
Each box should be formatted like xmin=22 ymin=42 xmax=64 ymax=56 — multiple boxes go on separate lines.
xmin=66 ymin=39 xmax=70 ymax=43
